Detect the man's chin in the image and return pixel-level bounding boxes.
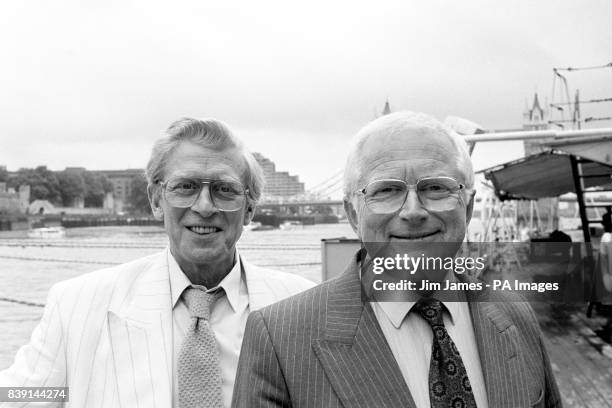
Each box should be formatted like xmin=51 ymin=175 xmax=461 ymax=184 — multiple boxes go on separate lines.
xmin=174 ymin=244 xmax=228 ymax=264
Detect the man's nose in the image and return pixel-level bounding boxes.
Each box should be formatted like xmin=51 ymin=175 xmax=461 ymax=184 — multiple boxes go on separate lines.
xmin=398 ymin=189 xmax=428 ymax=222
xmin=190 ymin=185 xmax=218 ymax=216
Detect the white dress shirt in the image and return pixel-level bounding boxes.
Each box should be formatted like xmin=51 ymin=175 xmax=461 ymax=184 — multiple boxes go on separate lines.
xmin=373 ymin=293 xmax=489 ymax=408
xmin=168 ymin=250 xmax=249 ymax=408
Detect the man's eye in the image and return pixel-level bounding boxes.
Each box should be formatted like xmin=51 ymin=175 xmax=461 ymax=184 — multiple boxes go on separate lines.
xmin=420 ymin=183 xmax=452 ymax=195
xmin=379 ymin=186 xmax=401 ymax=193
xmin=371 ymin=185 xmax=403 ymax=196
xmin=169 ymin=181 xmax=197 ymax=191
xmin=214 ymin=182 xmax=242 ymax=195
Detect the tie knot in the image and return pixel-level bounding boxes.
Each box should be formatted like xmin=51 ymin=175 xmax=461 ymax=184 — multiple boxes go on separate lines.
xmin=183 ymin=287 xmax=224 ymax=320
xmin=413 ymin=298 xmax=444 ymax=327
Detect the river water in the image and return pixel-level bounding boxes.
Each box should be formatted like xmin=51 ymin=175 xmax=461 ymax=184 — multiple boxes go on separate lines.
xmin=0 ymin=223 xmax=356 ymax=369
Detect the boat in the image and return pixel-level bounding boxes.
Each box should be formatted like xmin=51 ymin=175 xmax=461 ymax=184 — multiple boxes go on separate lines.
xmin=279 ymin=220 xmax=304 ymax=230
xmin=27 ymin=227 xmax=66 ymax=239
xmin=244 ymin=221 xmax=276 ymax=231
xmin=244 ymin=221 xmax=262 ymax=231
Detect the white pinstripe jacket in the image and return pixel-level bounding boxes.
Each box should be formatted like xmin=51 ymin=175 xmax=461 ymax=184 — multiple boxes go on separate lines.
xmin=0 ymin=250 xmax=315 ymax=408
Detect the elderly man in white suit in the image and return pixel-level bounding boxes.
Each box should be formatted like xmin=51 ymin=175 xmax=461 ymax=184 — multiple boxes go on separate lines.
xmin=0 ymin=118 xmax=314 ymax=407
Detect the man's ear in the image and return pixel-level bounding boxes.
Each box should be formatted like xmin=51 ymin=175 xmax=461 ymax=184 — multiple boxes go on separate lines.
xmin=243 ymin=203 xmax=255 ymax=226
xmin=465 ymin=190 xmax=476 ymax=226
xmin=147 ymin=184 xmax=164 ymax=221
xmin=344 ymin=198 xmax=360 ymax=237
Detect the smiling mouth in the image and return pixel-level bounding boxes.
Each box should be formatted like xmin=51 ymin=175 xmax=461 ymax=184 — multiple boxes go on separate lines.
xmin=391 ymin=231 xmax=440 ymax=240
xmin=187 ymin=226 xmax=221 ymax=235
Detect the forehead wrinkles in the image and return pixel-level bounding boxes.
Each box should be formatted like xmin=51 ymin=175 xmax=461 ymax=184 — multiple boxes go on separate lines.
xmin=374 ymin=131 xmax=455 ymax=155
xmin=362 ymin=158 xmax=458 ymax=185
xmin=358 ymin=136 xmax=460 ymax=179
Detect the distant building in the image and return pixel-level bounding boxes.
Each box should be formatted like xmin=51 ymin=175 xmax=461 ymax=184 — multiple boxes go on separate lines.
xmin=28 ymin=199 xmax=55 ymax=215
xmin=476 ymin=92 xmax=551 ymax=154
xmin=253 ymin=153 xmax=305 ymax=200
xmin=92 ymin=169 xmax=144 ymax=213
xmin=382 ymin=100 xmax=392 ymax=116
xmin=27 ymin=199 xmax=112 ymax=216
xmin=523 ymin=93 xmax=548 ymax=132
xmin=523 ymin=92 xmax=551 ymax=155
xmin=0 ymin=183 xmax=29 ymax=215
xmin=0 ymin=183 xmax=30 ymax=231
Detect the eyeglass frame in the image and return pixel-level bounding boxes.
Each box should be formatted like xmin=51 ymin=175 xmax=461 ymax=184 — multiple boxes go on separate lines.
xmin=353 ymin=176 xmax=472 ymax=214
xmin=156 ymin=178 xmax=250 ymax=212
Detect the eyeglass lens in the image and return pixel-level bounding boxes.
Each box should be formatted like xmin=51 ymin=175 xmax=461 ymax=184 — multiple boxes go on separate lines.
xmin=163 ymin=178 xmax=246 ymax=211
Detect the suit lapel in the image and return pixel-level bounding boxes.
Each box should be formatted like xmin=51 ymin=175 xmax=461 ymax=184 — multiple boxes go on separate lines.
xmin=107 ymin=252 xmax=173 ymax=408
xmin=467 ymin=290 xmax=540 ymax=407
xmin=242 ymin=260 xmax=271 ymax=311
xmin=312 ymin=256 xmax=416 ymax=408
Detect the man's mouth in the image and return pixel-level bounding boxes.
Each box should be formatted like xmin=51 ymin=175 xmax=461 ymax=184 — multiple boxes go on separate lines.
xmin=390 ymin=231 xmax=440 ymax=240
xmin=187 ymin=226 xmax=221 ymax=235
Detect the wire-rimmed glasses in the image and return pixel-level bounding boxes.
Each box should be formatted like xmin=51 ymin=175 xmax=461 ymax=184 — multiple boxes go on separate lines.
xmin=355 ymin=176 xmax=468 ymax=214
xmin=158 ymin=177 xmax=249 ymax=212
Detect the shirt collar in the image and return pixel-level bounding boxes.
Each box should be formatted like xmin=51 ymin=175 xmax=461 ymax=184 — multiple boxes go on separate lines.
xmin=167 ymin=248 xmax=246 ymax=313
xmin=377 ymin=296 xmax=463 ymax=329
xmin=372 ymin=269 xmax=464 ymax=329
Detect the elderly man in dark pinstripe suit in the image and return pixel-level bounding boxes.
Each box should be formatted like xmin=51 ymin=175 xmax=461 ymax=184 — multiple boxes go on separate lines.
xmin=233 ymin=112 xmax=562 ymax=408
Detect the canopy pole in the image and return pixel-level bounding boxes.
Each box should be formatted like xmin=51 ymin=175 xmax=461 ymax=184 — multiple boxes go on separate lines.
xmin=570 ymin=155 xmax=593 ymax=250
xmin=464 ymin=127 xmax=612 ymax=143
xmin=569 ymin=154 xmax=600 ymax=317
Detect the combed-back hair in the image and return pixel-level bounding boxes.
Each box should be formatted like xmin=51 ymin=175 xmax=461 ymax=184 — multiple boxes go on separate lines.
xmin=146 ymin=117 xmax=264 ymax=205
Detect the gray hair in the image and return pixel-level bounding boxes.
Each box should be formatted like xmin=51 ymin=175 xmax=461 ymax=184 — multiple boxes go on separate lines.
xmin=146 ymin=117 xmax=264 ymax=205
xmin=343 ymin=111 xmax=475 ymax=200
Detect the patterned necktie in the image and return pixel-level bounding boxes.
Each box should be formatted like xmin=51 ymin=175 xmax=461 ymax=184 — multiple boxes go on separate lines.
xmin=413 ymin=298 xmax=477 ymax=408
xmin=178 ymin=287 xmax=225 ymax=408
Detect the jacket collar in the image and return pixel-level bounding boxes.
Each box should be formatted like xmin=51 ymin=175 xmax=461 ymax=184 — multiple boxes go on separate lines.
xmin=312 ymin=252 xmax=417 ymax=408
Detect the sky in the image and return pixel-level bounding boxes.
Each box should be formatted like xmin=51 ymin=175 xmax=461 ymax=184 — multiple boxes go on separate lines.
xmin=1 ymin=0 xmax=611 ymax=198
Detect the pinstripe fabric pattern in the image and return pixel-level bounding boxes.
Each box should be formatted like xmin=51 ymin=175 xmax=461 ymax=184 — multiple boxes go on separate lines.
xmin=0 ymin=250 xmax=314 ymax=408
xmin=232 ymin=252 xmax=562 ymax=408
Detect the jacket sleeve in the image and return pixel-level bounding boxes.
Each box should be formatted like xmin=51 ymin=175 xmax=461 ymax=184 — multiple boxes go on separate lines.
xmin=0 ymin=284 xmax=67 ymax=405
xmin=540 ymin=335 xmax=562 ymax=408
xmin=523 ymin=303 xmax=562 ymax=408
xmin=232 ymin=310 xmax=291 ymax=408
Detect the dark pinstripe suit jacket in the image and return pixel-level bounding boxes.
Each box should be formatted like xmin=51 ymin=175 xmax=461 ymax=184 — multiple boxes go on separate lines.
xmin=233 ymin=252 xmax=562 ymax=408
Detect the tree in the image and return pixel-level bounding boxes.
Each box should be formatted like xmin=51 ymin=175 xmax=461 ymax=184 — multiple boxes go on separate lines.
xmin=9 ymin=166 xmax=61 ymax=204
xmin=127 ymin=175 xmax=151 ymax=215
xmin=82 ymin=172 xmax=113 ymax=207
xmin=56 ymin=171 xmax=86 ymax=207
xmin=0 ymin=166 xmax=7 ymax=182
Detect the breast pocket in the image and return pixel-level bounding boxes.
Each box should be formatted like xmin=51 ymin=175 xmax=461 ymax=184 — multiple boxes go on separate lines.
xmin=530 ymin=388 xmax=545 ymax=408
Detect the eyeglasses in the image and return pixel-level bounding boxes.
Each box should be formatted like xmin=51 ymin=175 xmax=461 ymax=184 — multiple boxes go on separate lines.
xmin=158 ymin=177 xmax=249 ymax=212
xmin=355 ymin=177 xmax=468 ymax=214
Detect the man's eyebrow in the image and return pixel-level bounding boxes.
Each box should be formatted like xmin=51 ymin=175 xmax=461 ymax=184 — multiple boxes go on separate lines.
xmin=171 ymin=175 xmax=243 ymax=183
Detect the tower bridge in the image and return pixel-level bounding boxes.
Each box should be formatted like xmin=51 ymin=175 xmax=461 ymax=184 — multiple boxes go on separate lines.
xmin=257 ymin=200 xmax=344 ymax=217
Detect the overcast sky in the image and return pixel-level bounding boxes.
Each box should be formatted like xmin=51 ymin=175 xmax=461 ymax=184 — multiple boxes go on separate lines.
xmin=1 ymin=0 xmax=611 ymax=197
